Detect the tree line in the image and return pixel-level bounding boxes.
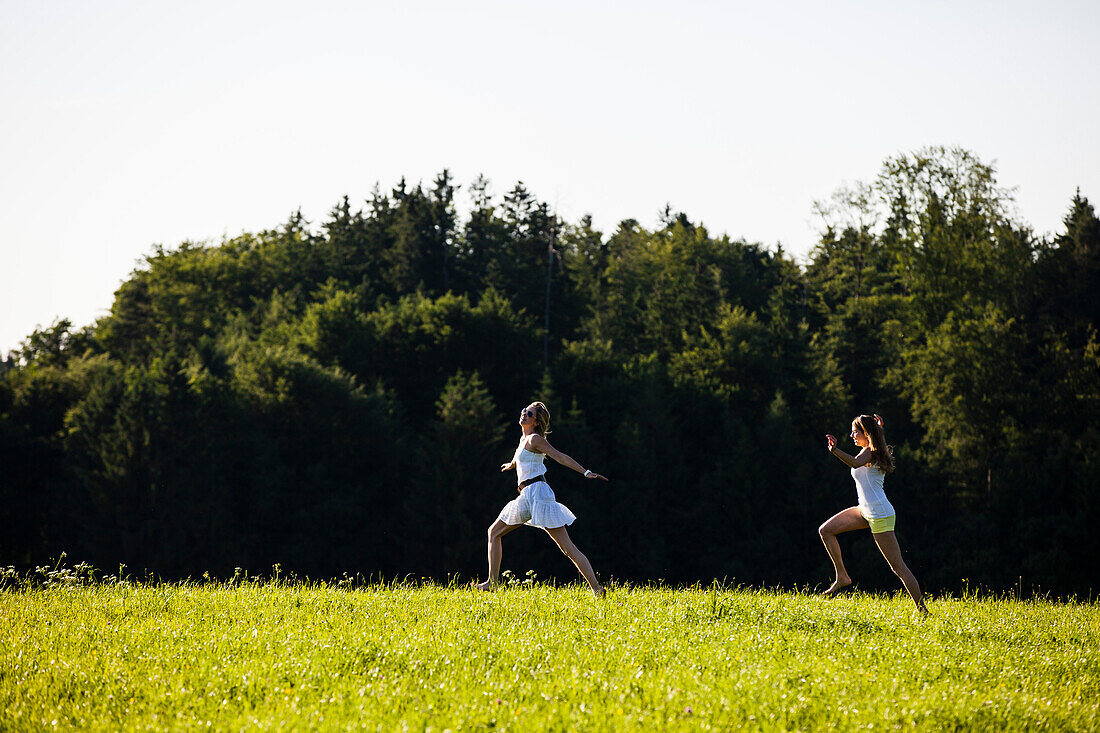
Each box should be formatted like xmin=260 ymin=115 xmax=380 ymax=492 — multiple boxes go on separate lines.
xmin=3 ymin=147 xmax=1098 ymax=595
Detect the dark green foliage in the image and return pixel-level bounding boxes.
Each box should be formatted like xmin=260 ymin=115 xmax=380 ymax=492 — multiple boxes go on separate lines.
xmin=2 ymin=155 xmax=1098 ymax=596
xmin=402 ymin=370 xmax=507 ymax=576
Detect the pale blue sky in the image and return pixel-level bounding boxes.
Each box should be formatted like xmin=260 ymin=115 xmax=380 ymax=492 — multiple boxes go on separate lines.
xmin=2 ymin=0 xmax=1097 ymax=353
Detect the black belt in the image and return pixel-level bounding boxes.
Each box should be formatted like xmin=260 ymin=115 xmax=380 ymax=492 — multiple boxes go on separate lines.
xmin=517 ymin=474 xmax=546 ymax=490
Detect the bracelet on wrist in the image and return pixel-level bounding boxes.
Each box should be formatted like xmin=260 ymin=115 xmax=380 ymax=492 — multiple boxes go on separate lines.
xmin=584 ymin=469 xmax=593 ymax=477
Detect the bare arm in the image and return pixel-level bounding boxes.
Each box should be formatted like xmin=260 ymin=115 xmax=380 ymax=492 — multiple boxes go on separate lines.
xmin=825 ymin=434 xmax=874 ymax=468
xmin=529 ymin=434 xmax=608 ymax=481
xmin=500 ymin=459 xmax=516 ymax=472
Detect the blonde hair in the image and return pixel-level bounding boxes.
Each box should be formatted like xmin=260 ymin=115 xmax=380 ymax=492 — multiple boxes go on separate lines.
xmin=531 ymin=401 xmax=551 ymax=437
xmin=854 ymin=414 xmax=895 ymax=473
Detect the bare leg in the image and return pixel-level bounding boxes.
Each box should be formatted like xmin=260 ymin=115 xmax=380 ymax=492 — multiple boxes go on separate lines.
xmin=872 ymin=530 xmax=928 ymax=613
xmin=475 ymin=519 xmax=520 ymax=591
xmin=544 ymin=525 xmax=604 ymax=597
xmin=818 ymin=507 xmax=869 ymax=595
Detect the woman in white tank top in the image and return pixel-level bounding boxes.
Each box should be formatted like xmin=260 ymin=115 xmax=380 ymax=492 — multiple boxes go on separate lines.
xmin=474 ymin=401 xmax=608 ymax=596
xmin=819 ymin=413 xmax=928 ymax=613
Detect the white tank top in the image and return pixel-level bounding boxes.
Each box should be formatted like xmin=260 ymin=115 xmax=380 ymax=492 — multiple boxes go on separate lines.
xmin=513 ymin=441 xmax=547 ymax=484
xmin=851 ymin=464 xmax=895 ymax=519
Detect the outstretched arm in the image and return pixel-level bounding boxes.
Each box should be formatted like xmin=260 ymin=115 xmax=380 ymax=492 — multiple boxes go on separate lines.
xmin=529 ymin=434 xmax=608 ymax=481
xmin=825 ymin=434 xmax=873 ymax=469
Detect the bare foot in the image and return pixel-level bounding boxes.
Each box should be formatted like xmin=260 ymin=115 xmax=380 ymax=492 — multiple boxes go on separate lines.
xmin=591 ymin=585 xmax=606 ymax=599
xmin=823 ymin=578 xmax=852 ymax=596
xmin=473 ymin=580 xmax=496 ymax=592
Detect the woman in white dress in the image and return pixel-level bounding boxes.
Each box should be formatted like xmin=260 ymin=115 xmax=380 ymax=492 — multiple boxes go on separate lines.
xmin=474 ymin=401 xmax=608 ymax=596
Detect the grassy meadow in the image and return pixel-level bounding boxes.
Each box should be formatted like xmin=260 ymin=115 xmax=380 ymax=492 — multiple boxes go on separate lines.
xmin=2 ymin=573 xmax=1098 ymax=731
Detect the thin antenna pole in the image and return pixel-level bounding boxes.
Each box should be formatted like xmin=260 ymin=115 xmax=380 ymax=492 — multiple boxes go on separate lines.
xmin=543 ymin=215 xmax=557 ymax=367
xmin=440 ymin=222 xmax=448 ymax=292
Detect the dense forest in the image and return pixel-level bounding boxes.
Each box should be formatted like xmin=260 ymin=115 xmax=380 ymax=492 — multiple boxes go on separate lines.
xmin=3 ymin=146 xmax=1098 ymax=595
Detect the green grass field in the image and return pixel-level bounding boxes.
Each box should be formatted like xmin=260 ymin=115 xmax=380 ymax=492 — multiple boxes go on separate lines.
xmin=3 ymin=575 xmax=1098 ymax=731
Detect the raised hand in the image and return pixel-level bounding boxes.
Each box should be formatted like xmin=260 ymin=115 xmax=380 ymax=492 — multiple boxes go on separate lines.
xmin=825 ymin=434 xmax=837 ymax=450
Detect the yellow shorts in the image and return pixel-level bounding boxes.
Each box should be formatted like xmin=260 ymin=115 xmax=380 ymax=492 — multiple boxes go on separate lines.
xmin=860 ymin=511 xmax=896 ymax=534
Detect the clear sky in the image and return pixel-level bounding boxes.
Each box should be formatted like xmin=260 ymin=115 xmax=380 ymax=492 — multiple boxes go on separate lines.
xmin=2 ymin=0 xmax=1097 ymax=354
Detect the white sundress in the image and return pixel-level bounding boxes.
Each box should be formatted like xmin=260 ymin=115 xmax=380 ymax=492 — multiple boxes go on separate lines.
xmin=497 ymin=440 xmax=577 ymax=529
